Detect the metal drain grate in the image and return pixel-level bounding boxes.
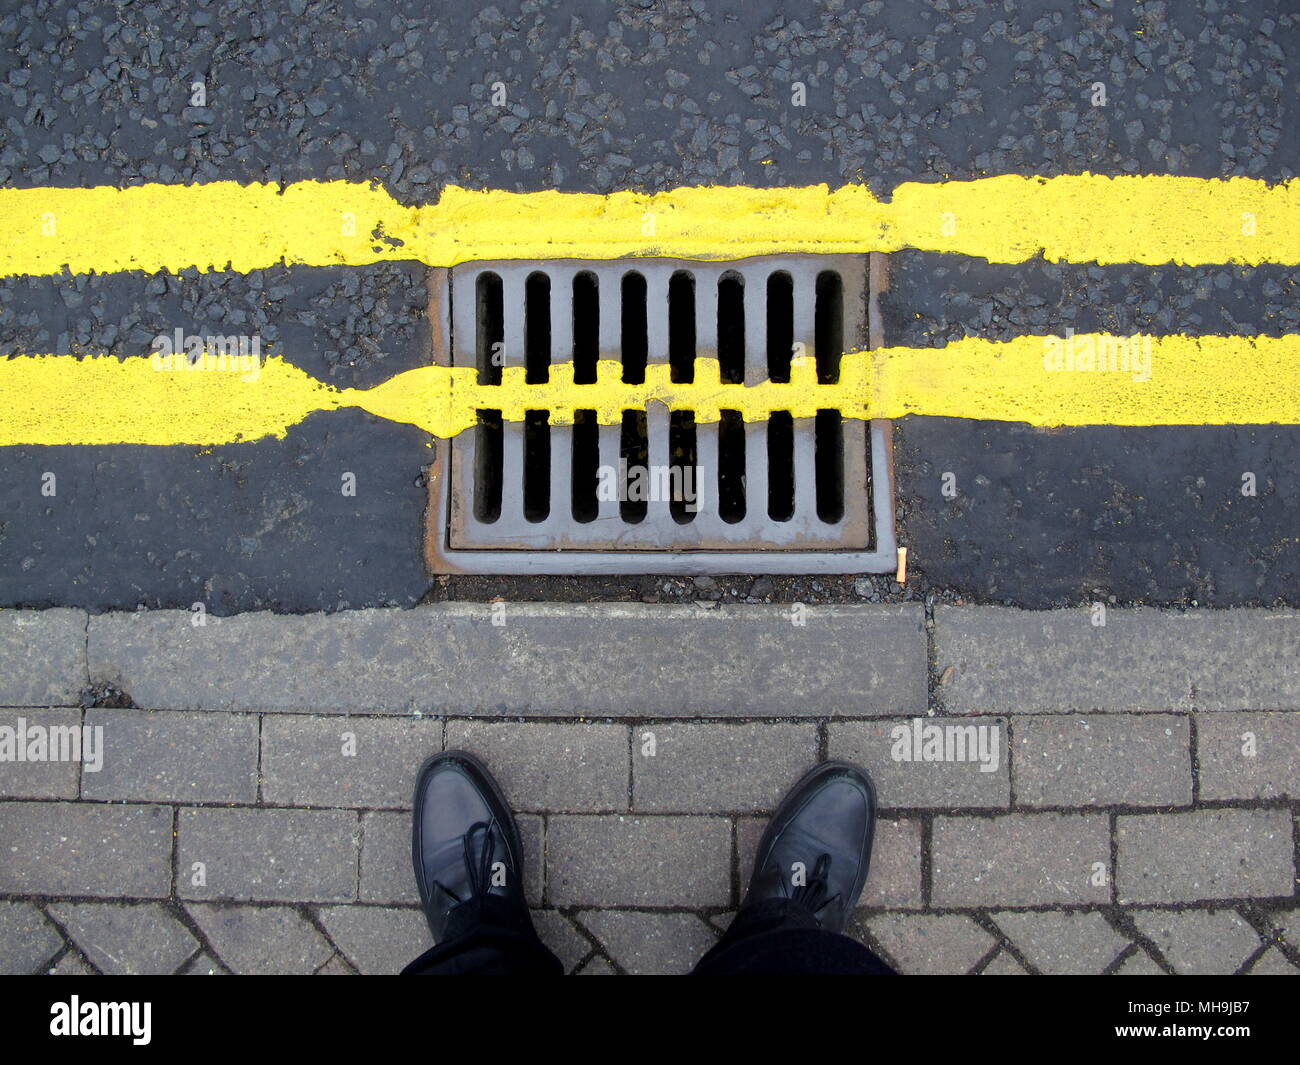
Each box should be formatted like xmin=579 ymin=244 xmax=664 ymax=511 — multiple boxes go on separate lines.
xmin=424 ymin=254 xmax=896 ymax=574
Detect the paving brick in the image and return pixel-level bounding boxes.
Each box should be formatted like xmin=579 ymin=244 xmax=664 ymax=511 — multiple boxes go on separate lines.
xmin=547 ymin=815 xmax=730 ymax=907
xmin=0 ymin=609 xmax=87 ymax=707
xmin=1271 ymin=907 xmax=1300 ymax=949
xmin=860 ymin=913 xmax=995 ymax=975
xmin=432 ymin=603 xmax=928 ymax=718
xmin=0 ymin=802 xmax=172 ymax=898
xmin=863 ymin=817 xmax=925 ymax=909
xmin=1114 ymin=949 xmax=1166 ymax=975
xmin=316 ymin=954 xmax=356 ymax=975
xmin=48 ymin=952 xmax=94 ymax=975
xmin=1196 ymin=712 xmax=1300 ymax=801
xmin=1012 ymin=714 xmax=1191 ymax=808
xmin=631 ymin=722 xmax=818 ymax=812
xmin=358 ymin=810 xmax=414 ymax=905
xmin=936 ymin=606 xmax=1300 ymax=713
xmin=1248 ymin=947 xmax=1300 ymax=974
xmin=532 ymin=910 xmax=593 ymax=973
xmin=1117 ymin=809 xmax=1294 ymax=903
xmin=828 ymin=718 xmax=1009 ymax=809
xmin=261 ymin=714 xmax=442 ymax=809
xmin=736 ymin=815 xmax=923 ymax=909
xmin=82 ymin=708 xmax=258 ymax=803
xmin=933 ymin=813 xmax=1112 ymax=908
xmin=177 ymin=807 xmax=359 ymax=903
xmin=0 ymin=900 xmax=65 ymax=974
xmin=980 ymin=949 xmax=1030 ymax=975
xmin=47 ymin=902 xmax=198 ymax=975
xmin=316 ymin=905 xmax=430 ymax=975
xmin=518 ymin=815 xmax=544 ymax=908
xmin=88 ymin=608 xmax=431 ymax=713
xmin=185 ymin=902 xmax=334 ymax=975
xmin=358 ymin=809 xmax=542 ymax=907
xmin=444 ymin=721 xmax=628 ymax=812
xmin=576 ymin=910 xmax=719 ymax=975
xmin=992 ymin=910 xmax=1130 ymax=974
xmin=0 ymin=708 xmax=83 ymax=799
xmin=182 ymin=953 xmax=226 ymax=975
xmin=89 ymin=603 xmax=927 ymax=716
xmin=1132 ymin=909 xmax=1261 ymax=975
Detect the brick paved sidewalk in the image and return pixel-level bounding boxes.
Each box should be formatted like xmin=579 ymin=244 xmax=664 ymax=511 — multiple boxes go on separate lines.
xmin=1 ymin=604 xmax=1297 ymax=975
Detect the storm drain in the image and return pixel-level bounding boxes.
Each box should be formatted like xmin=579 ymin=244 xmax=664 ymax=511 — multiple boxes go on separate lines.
xmin=424 ymin=254 xmax=896 ymax=574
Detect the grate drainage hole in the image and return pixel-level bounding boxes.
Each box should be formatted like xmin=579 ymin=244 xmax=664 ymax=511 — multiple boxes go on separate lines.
xmin=473 ymin=409 xmax=503 ymax=523
xmin=717 ymin=271 xmax=745 ymax=384
xmin=619 ymin=409 xmax=648 ymax=523
xmin=815 ymin=270 xmax=843 ymax=384
xmin=766 ymin=269 xmax=794 ymax=383
xmin=669 ymin=410 xmax=698 ymax=524
xmin=718 ymin=409 xmax=746 ymax=522
xmin=572 ymin=271 xmax=599 ymax=385
xmin=525 ymin=271 xmax=550 ymax=384
xmin=523 ymin=410 xmax=550 ymax=522
xmin=668 ymin=270 xmax=695 ymax=383
xmin=572 ymin=409 xmax=599 ymax=523
xmin=767 ymin=411 xmax=795 ymax=521
xmin=475 ymin=272 xmax=503 ymax=386
xmin=815 ymin=409 xmax=845 ymax=523
xmin=621 ymin=271 xmax=647 ymax=384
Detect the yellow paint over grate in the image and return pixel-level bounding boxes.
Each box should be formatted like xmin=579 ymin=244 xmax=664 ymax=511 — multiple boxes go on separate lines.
xmin=2 ymin=333 xmax=1297 ymax=447
xmin=0 ymin=173 xmax=1296 ymax=277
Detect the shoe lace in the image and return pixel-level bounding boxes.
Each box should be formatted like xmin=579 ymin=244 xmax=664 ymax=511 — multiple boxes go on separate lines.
xmin=790 ymin=852 xmax=841 ymax=916
xmin=432 ymin=818 xmax=497 ymax=905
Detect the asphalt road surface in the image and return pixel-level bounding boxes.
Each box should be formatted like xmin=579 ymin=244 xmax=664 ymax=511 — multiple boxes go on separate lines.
xmin=2 ymin=0 xmax=1297 ymax=612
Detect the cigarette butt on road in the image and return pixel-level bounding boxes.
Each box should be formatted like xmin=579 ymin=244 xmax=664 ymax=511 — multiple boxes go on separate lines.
xmin=896 ymin=546 xmax=908 ymax=584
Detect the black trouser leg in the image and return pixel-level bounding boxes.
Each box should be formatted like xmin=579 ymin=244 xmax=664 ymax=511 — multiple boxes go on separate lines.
xmin=691 ymin=900 xmax=897 ymax=975
xmin=402 ymin=897 xmax=563 ymax=975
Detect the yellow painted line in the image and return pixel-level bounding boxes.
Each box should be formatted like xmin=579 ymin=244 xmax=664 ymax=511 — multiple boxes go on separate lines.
xmin=2 ymin=333 xmax=1297 ymax=447
xmin=1 ymin=174 xmax=1296 ymax=276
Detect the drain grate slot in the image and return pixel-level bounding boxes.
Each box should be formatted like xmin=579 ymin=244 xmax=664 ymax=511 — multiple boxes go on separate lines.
xmin=429 ymin=254 xmax=896 ymax=574
xmin=621 ymin=271 xmax=648 ymax=384
xmin=815 ymin=270 xmax=844 ymax=383
xmin=767 ymin=271 xmax=794 ymax=383
xmin=472 ymin=410 xmax=503 ymax=524
xmin=718 ymin=273 xmax=745 ymax=384
xmin=572 ymin=272 xmax=599 ymax=384
xmin=815 ymin=409 xmax=845 ymax=524
xmin=766 ymin=411 xmax=794 ymax=523
xmin=572 ymin=409 xmax=599 ymax=523
xmin=524 ymin=272 xmax=550 ymax=383
xmin=668 ymin=270 xmax=696 ymax=383
xmin=718 ymin=409 xmax=745 ymax=523
xmin=522 ymin=410 xmax=550 ymax=523
xmin=620 ymin=409 xmax=649 ymax=524
xmin=476 ymin=273 xmax=503 ymax=386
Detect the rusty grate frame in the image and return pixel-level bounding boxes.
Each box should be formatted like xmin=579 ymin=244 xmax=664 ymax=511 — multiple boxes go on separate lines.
xmin=423 ymin=252 xmax=896 ymax=575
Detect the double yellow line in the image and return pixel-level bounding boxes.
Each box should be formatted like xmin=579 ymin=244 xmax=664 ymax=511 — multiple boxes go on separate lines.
xmin=0 ymin=174 xmax=1297 ymax=446
xmin=3 ymin=334 xmax=1297 ymax=447
xmin=3 ymin=174 xmax=1297 ymax=272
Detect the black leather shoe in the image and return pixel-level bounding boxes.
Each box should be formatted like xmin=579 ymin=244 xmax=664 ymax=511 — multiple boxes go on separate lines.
xmin=411 ymin=750 xmax=530 ymax=942
xmin=738 ymin=761 xmax=877 ymax=934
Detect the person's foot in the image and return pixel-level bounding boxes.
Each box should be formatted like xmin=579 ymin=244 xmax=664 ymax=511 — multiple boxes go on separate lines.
xmin=411 ymin=750 xmax=530 ymax=941
xmin=738 ymin=761 xmax=877 ymax=934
